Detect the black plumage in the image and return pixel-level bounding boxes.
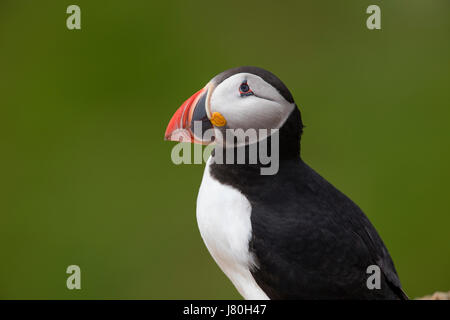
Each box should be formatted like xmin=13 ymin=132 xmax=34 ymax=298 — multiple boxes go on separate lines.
xmin=209 ymin=67 xmax=407 ymax=299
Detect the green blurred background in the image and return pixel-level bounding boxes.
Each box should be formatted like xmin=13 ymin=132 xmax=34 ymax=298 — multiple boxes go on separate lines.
xmin=0 ymin=0 xmax=449 ymax=299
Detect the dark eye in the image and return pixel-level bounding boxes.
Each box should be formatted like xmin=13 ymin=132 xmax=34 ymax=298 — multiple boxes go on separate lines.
xmin=239 ymin=81 xmax=253 ymax=96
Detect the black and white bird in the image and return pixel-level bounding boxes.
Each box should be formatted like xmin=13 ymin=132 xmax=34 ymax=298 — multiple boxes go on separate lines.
xmin=165 ymin=66 xmax=407 ymax=300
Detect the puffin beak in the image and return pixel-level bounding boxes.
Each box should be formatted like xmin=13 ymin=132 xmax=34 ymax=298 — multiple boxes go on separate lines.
xmin=164 ymin=87 xmax=213 ymax=144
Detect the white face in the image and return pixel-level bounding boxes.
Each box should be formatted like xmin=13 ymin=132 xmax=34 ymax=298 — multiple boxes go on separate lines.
xmin=207 ymin=73 xmax=295 ymax=146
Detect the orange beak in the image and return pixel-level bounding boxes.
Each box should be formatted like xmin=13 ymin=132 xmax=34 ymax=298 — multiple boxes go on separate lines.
xmin=164 ymin=87 xmax=212 ymax=144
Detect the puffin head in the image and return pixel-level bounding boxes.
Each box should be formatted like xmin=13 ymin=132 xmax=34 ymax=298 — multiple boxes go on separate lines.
xmin=165 ymin=66 xmax=303 ymax=151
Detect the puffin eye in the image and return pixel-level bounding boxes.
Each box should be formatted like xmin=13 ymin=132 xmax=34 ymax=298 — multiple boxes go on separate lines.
xmin=239 ymin=81 xmax=253 ymax=97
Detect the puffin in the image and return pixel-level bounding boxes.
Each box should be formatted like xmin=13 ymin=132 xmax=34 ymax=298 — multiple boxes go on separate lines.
xmin=164 ymin=66 xmax=408 ymax=300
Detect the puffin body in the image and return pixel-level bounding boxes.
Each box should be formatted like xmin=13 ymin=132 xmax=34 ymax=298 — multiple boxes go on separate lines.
xmin=165 ymin=66 xmax=407 ymax=299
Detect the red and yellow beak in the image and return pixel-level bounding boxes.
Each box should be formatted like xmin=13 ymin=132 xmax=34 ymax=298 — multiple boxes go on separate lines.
xmin=165 ymin=86 xmax=229 ymax=144
xmin=164 ymin=87 xmax=212 ymax=144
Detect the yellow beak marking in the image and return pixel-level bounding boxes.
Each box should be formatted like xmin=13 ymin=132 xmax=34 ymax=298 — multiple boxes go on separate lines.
xmin=210 ymin=112 xmax=227 ymax=127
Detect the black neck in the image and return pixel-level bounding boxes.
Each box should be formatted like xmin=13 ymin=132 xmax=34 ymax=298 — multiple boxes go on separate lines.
xmin=210 ymin=107 xmax=303 ymax=182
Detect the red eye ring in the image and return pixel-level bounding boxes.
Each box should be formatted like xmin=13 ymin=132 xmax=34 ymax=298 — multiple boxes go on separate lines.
xmin=239 ymin=81 xmax=254 ymax=96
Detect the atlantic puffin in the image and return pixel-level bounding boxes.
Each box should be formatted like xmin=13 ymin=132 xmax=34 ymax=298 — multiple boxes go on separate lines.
xmin=164 ymin=66 xmax=407 ymax=300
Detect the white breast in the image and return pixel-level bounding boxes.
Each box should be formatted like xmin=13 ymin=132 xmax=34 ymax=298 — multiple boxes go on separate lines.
xmin=196 ymin=157 xmax=269 ymax=300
